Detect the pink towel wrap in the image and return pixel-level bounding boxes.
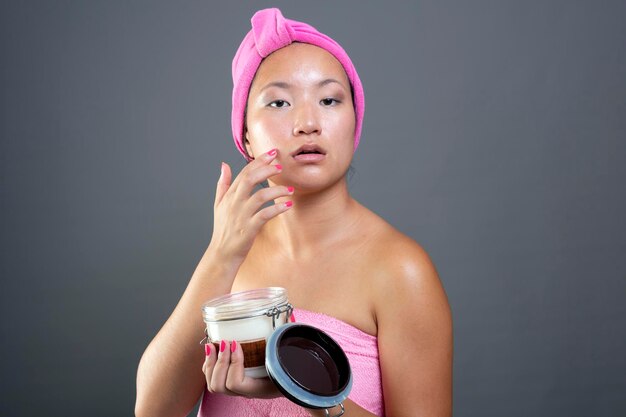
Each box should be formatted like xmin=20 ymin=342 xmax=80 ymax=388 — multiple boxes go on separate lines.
xmin=197 ymin=308 xmax=384 ymax=416
xmin=231 ymin=8 xmax=365 ymax=160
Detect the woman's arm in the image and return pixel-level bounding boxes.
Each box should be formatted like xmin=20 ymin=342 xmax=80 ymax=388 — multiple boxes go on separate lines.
xmin=135 ymin=249 xmax=239 ymax=417
xmin=376 ymin=240 xmax=453 ymax=417
xmin=136 ymin=151 xmax=293 ymax=417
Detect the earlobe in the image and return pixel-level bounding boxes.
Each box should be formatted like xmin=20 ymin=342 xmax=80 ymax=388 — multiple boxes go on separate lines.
xmin=244 ymin=129 xmax=254 ymax=159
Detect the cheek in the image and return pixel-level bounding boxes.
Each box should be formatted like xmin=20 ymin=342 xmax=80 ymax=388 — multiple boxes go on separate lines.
xmin=246 ymin=118 xmax=284 ymax=153
xmin=248 ymin=113 xmax=291 ymax=139
xmin=326 ymin=109 xmax=355 ymax=147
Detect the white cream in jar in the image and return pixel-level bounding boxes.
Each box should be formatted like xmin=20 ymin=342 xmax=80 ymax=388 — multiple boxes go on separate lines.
xmin=201 ymin=287 xmax=292 ymax=378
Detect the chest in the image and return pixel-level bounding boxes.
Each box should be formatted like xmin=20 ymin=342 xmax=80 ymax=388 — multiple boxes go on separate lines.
xmin=233 ymin=247 xmax=379 ymax=336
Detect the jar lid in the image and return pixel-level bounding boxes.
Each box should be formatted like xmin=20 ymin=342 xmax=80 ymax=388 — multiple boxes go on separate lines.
xmin=265 ymin=323 xmax=353 ymax=410
xmin=202 ymin=287 xmax=289 ymax=322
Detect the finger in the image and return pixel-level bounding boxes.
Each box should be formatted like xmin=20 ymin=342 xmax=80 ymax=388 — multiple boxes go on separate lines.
xmin=202 ymin=343 xmax=217 ymax=387
xmin=214 ymin=162 xmax=232 ymax=206
xmin=231 ymin=375 xmax=280 ymax=399
xmin=224 ymin=340 xmax=246 ymax=393
xmin=243 ymin=200 xmax=293 ymax=240
xmin=244 ymin=185 xmax=295 ymax=215
xmin=249 ymin=199 xmax=294 ymax=229
xmin=210 ymin=340 xmax=234 ymax=395
xmin=228 ymin=148 xmax=279 ymax=192
xmin=225 ymin=341 xmax=280 ymax=399
xmin=232 ymin=162 xmax=283 ymax=202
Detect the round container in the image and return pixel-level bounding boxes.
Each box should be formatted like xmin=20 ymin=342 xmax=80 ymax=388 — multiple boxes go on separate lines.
xmin=201 ymin=287 xmax=292 ymax=378
xmin=266 ymin=323 xmax=352 ymax=411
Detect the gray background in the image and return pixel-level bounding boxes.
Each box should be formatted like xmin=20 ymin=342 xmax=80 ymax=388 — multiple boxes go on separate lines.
xmin=1 ymin=1 xmax=625 ymax=416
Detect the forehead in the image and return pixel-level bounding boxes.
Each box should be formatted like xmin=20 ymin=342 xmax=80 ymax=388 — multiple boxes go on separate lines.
xmin=252 ymin=43 xmax=350 ymax=90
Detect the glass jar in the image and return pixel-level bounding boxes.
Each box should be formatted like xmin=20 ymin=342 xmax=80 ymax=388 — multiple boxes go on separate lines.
xmin=201 ymin=287 xmax=292 ymax=378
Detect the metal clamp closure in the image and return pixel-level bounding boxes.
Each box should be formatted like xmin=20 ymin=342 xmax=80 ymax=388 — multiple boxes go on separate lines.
xmin=324 ymin=403 xmax=345 ymax=417
xmin=265 ymin=303 xmax=293 ymax=329
xmin=199 ymin=328 xmax=209 ymax=345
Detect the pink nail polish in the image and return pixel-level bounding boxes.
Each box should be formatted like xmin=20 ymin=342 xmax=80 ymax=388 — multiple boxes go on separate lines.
xmin=230 ymin=340 xmax=237 ymax=353
xmin=275 ymin=164 xmax=283 ymax=171
xmin=287 ymin=186 xmax=295 ymax=193
xmin=267 ymin=149 xmax=277 ymax=156
xmin=205 ymin=344 xmax=211 ymax=356
xmin=220 ymin=340 xmax=226 ymax=353
xmin=284 ymin=201 xmax=293 ymax=208
xmin=290 ymin=313 xmax=296 ymax=323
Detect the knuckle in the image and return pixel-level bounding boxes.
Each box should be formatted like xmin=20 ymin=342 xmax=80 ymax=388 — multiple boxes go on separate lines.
xmin=210 ymin=380 xmax=226 ymax=394
xmin=253 ymin=188 xmax=274 ymax=204
xmin=257 ymin=208 xmax=275 ymax=222
xmin=231 ymin=350 xmax=242 ymax=362
xmin=241 ymin=176 xmax=253 ymax=188
xmin=241 ymin=172 xmax=258 ymax=187
xmin=224 ymin=379 xmax=236 ymax=392
xmin=250 ymin=190 xmax=265 ymax=205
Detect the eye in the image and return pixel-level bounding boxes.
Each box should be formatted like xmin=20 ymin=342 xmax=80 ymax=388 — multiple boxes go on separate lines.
xmin=269 ymin=100 xmax=290 ymax=108
xmin=320 ymin=98 xmax=340 ymax=106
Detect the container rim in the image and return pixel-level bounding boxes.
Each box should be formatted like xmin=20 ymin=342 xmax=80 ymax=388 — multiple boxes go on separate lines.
xmin=202 ymin=287 xmax=289 ymax=322
xmin=265 ymin=323 xmax=353 ymax=409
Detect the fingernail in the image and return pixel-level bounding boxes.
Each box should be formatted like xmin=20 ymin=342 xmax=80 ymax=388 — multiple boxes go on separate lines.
xmin=205 ymin=344 xmax=211 ymax=356
xmin=275 ymin=164 xmax=283 ymax=171
xmin=290 ymin=313 xmax=296 ymax=323
xmin=284 ymin=201 xmax=293 ymax=208
xmin=220 ymin=340 xmax=226 ymax=353
xmin=230 ymin=340 xmax=237 ymax=353
xmin=287 ymin=186 xmax=295 ymax=193
xmin=267 ymin=149 xmax=277 ymax=157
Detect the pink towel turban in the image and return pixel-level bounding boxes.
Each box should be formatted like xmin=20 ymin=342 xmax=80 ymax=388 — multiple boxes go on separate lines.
xmin=231 ymin=8 xmax=365 ymax=160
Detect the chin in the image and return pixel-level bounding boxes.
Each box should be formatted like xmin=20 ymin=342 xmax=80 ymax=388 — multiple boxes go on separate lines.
xmin=280 ymin=169 xmax=349 ymax=194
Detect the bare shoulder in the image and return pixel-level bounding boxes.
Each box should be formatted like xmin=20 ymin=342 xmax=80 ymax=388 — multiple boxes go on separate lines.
xmin=358 ymin=208 xmax=453 ymax=416
xmin=352 ymin=203 xmax=452 ymax=340
xmin=359 ymin=209 xmax=441 ymax=290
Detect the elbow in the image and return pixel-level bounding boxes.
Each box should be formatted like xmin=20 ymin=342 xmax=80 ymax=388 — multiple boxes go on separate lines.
xmin=135 ymin=361 xmax=150 ymax=417
xmin=134 ymin=390 xmax=173 ymax=417
xmin=135 ymin=372 xmax=195 ymax=417
xmin=134 ymin=400 xmax=148 ymax=417
xmin=135 ymin=364 xmax=164 ymax=417
xmin=135 ymin=349 xmax=204 ymax=417
xmin=135 ymin=394 xmax=193 ymax=417
xmin=135 ymin=383 xmax=156 ymax=417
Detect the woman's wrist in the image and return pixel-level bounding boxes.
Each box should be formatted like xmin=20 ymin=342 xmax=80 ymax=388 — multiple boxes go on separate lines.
xmin=201 ymin=244 xmax=245 ymax=277
xmin=181 ymin=246 xmax=242 ymax=301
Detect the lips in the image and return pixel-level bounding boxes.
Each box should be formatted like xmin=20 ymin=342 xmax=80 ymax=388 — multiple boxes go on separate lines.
xmin=291 ymin=144 xmax=327 ymax=163
xmin=291 ymin=144 xmax=326 ymax=157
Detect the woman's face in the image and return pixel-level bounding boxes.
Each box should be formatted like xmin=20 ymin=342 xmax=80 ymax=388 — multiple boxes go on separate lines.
xmin=245 ymin=43 xmax=356 ymax=192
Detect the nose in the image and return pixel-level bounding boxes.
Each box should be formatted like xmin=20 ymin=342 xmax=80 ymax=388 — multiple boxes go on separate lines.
xmin=292 ymin=102 xmax=321 ymax=136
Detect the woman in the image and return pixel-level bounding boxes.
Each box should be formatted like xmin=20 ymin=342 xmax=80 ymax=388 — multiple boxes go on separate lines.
xmin=136 ymin=8 xmax=452 ymax=417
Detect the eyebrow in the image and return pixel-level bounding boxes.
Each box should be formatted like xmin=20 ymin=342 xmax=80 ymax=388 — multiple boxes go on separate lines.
xmin=319 ymin=78 xmax=344 ymax=88
xmin=259 ymin=78 xmax=346 ymax=92
xmin=260 ymin=81 xmax=291 ymax=92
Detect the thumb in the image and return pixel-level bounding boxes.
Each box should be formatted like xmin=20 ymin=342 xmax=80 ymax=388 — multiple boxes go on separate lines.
xmin=214 ymin=162 xmax=232 ymax=206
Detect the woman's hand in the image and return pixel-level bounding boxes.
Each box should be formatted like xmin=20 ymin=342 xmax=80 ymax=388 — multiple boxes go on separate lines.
xmin=201 ymin=341 xmax=378 ymax=416
xmin=202 ymin=341 xmax=282 ymax=399
xmin=208 ymin=149 xmax=293 ymax=263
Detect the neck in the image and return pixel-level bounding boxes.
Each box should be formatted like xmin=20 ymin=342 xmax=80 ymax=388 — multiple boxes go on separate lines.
xmin=262 ymin=178 xmax=359 ymax=260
